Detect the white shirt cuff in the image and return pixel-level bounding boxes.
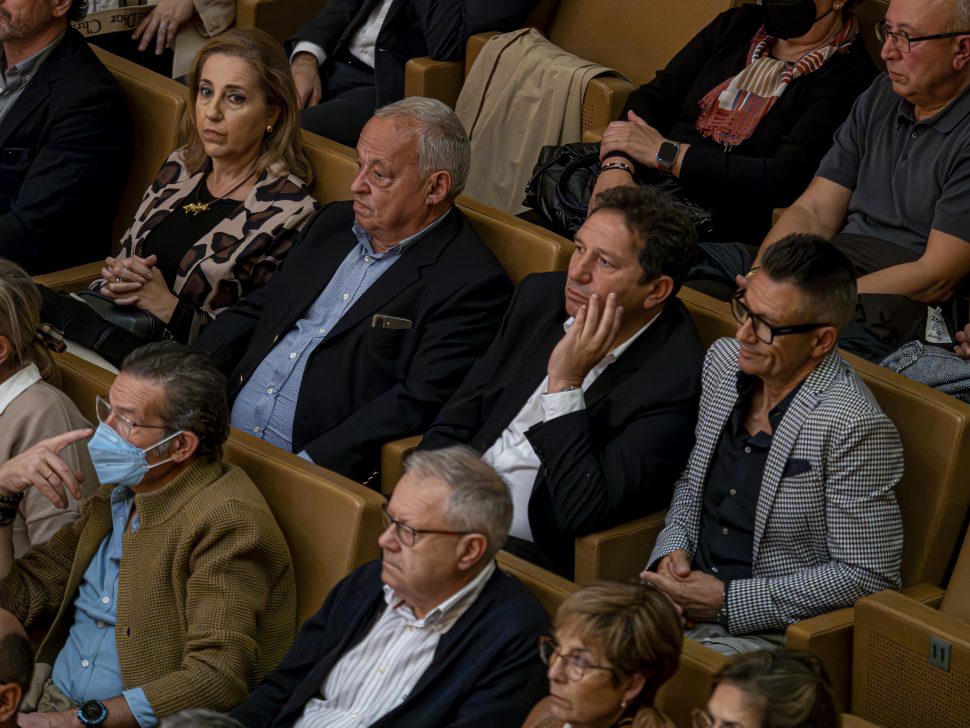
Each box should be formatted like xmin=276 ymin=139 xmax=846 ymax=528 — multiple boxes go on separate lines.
xmin=540 ymin=388 xmax=586 ymax=421
xmin=291 ymin=41 xmax=326 ymax=66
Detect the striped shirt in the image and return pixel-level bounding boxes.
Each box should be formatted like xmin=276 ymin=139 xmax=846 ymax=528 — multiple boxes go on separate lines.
xmin=293 ymin=560 xmax=496 ymax=728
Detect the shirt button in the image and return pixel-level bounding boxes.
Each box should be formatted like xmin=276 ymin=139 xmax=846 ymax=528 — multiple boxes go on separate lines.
xmin=911 ymin=131 xmax=918 ymax=139
xmin=378 ymin=666 xmax=386 ymax=674
xmin=744 ymin=446 xmax=752 ymax=454
xmin=729 ymin=489 xmax=737 ymax=496
xmin=365 ymin=256 xmax=373 ymax=262
xmin=96 ymin=620 xmax=105 ymax=629
xmin=342 ymin=293 xmax=350 ymax=301
xmin=253 ymin=426 xmax=260 ymax=433
xmin=319 ymin=327 xmax=326 ymax=335
xmin=289 ymin=352 xmax=297 ymax=360
xmin=722 ymin=527 xmax=729 ymax=535
xmin=81 ymin=659 xmax=90 ymax=668
xmin=102 ymin=596 xmax=110 ymax=604
xmin=266 ymin=387 xmax=274 ymax=394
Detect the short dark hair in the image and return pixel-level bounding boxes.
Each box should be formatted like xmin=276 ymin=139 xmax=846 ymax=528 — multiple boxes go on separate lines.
xmin=68 ymin=0 xmax=89 ymax=22
xmin=120 ymin=342 xmax=230 ymax=463
xmin=712 ymin=650 xmax=839 ymax=728
xmin=760 ymin=234 xmax=857 ymax=329
xmin=590 ymin=185 xmax=698 ymax=293
xmin=0 ymin=632 xmax=33 ymax=695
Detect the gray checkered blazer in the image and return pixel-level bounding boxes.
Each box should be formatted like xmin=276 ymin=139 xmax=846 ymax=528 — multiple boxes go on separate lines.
xmin=648 ymin=338 xmax=904 ymax=635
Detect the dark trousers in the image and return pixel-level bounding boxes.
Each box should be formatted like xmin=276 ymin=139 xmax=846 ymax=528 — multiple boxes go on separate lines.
xmin=301 ymin=55 xmax=378 ymax=147
xmin=687 ymin=235 xmax=956 ymax=363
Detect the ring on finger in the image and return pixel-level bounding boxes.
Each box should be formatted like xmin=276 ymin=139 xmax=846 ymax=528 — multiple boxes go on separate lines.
xmin=43 ymin=469 xmax=54 ymax=480
xmin=116 ymin=277 xmax=123 ymax=283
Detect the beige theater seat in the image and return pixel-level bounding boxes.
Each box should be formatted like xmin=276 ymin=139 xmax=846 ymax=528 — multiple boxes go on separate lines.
xmin=235 ymin=0 xmax=329 ymax=43
xmin=35 ymin=47 xmax=189 ymax=293
xmin=852 ymin=527 xmax=970 ymax=727
xmin=51 ymin=351 xmax=386 ymax=627
xmin=406 ymin=0 xmax=734 ymax=130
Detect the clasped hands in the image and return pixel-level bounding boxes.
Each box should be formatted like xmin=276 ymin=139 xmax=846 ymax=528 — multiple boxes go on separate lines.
xmin=100 ymin=253 xmax=178 ymax=324
xmin=131 ymin=0 xmax=195 ymax=56
xmin=600 ymin=110 xmax=667 ymax=169
xmin=640 ymin=548 xmax=726 ymax=623
xmin=547 ymin=292 xmax=623 ymax=393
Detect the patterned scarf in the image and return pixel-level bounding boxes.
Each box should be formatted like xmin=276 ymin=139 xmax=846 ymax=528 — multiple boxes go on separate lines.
xmin=695 ymin=16 xmax=859 ymax=148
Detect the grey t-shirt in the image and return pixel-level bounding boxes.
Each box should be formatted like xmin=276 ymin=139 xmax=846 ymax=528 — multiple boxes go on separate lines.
xmin=816 ymin=73 xmax=970 ymax=255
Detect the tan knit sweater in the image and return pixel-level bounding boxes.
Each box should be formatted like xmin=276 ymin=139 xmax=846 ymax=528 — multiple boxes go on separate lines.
xmin=0 ymin=459 xmax=296 ymax=718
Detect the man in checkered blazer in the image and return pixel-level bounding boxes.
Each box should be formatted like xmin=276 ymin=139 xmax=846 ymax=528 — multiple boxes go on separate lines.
xmin=642 ymin=234 xmax=904 ymax=654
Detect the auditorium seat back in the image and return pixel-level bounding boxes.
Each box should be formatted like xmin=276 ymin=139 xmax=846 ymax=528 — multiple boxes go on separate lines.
xmin=541 ymin=0 xmax=733 ymax=88
xmin=51 ymin=351 xmax=386 ymax=627
xmin=90 ymin=47 xmax=190 ymax=251
xmin=496 ymin=550 xmax=578 ymax=616
xmin=676 ymin=286 xmax=970 ymax=589
xmin=236 ymin=0 xmax=328 ymax=43
xmin=300 ymin=133 xmax=574 ymax=282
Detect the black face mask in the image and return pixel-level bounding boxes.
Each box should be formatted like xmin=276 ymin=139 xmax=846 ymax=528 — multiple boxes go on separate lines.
xmin=762 ymin=0 xmax=835 ymax=39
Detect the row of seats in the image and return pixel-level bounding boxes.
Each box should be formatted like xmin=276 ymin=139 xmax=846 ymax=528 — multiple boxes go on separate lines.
xmin=34 ymin=35 xmax=970 ymax=728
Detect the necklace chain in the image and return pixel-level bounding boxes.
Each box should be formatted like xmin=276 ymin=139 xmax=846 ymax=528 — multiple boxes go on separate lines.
xmin=182 ymin=163 xmax=258 ymax=216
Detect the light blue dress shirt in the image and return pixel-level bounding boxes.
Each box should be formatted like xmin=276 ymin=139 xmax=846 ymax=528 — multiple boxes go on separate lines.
xmin=52 ymin=486 xmax=157 ymax=727
xmin=231 ymin=211 xmax=450 ymax=457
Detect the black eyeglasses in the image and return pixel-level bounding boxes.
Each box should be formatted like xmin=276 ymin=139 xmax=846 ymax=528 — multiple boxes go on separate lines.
xmin=380 ymin=504 xmax=474 ymax=548
xmin=538 ymin=636 xmax=615 ymax=681
xmin=730 ymin=292 xmax=828 ymax=345
xmin=875 ymin=20 xmax=970 ymax=53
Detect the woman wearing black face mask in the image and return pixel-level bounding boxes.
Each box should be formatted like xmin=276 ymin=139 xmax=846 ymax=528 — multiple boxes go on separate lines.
xmin=591 ymin=0 xmax=877 ymax=243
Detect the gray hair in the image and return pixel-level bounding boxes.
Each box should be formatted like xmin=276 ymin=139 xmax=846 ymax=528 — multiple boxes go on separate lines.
xmin=374 ymin=97 xmax=471 ymax=197
xmin=120 ymin=342 xmax=230 ymax=463
xmin=404 ymin=446 xmax=512 ymax=559
xmin=160 ymin=710 xmax=245 ymax=728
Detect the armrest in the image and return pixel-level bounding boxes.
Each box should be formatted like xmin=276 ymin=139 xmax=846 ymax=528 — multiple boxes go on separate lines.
xmin=582 ymin=126 xmax=606 ymax=144
xmin=496 ymin=549 xmax=579 ymax=616
xmin=786 ymin=583 xmax=946 ymax=712
xmin=573 ymin=509 xmax=666 ymax=586
xmin=466 ymin=31 xmax=502 ymax=76
xmin=656 ymin=639 xmax=729 ymax=728
xmin=582 ymin=76 xmax=636 ymax=135
xmin=235 ymin=0 xmax=322 ymax=43
xmin=380 ymin=435 xmax=423 ymax=495
xmin=33 ymin=262 xmax=102 ymax=293
xmin=404 ymin=57 xmax=465 ymax=109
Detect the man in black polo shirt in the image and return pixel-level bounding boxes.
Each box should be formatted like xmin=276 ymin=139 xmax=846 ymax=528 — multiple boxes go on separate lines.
xmin=643 ymin=235 xmax=904 ymax=655
xmin=698 ymin=0 xmax=970 ymax=362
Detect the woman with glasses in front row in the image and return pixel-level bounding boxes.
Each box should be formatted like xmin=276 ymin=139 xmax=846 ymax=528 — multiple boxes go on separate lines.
xmin=522 ymin=582 xmax=681 ymax=728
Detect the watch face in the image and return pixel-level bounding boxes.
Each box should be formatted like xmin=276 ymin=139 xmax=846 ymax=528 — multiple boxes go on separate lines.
xmin=658 ymin=142 xmax=678 ymax=165
xmin=80 ymin=701 xmax=105 ymax=721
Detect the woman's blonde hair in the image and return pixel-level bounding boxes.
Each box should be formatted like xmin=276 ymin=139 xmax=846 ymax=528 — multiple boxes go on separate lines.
xmin=556 ymin=582 xmax=683 ymax=708
xmin=0 ymin=260 xmax=55 ymax=381
xmin=180 ymin=28 xmax=312 ymax=183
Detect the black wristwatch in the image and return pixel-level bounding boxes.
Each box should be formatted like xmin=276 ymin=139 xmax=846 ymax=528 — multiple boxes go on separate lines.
xmin=656 ymin=140 xmax=681 ymax=175
xmin=77 ymin=700 xmax=108 ymax=727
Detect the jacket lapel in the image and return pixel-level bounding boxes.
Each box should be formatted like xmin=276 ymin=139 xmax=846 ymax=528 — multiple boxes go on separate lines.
xmin=751 ymin=350 xmax=842 ymax=561
xmin=0 ymin=60 xmax=54 ymax=152
xmin=321 ymin=209 xmax=460 ymax=343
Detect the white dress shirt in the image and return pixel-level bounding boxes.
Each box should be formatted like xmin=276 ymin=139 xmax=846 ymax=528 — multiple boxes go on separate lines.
xmin=292 ymin=0 xmax=394 ymax=69
xmin=293 ymin=560 xmax=496 ymax=728
xmin=482 ymin=316 xmax=657 ymax=542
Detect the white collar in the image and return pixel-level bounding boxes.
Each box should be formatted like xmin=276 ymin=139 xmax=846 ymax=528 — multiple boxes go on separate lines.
xmin=0 ymin=363 xmax=42 ymax=416
xmin=382 ymin=559 xmax=496 ymax=626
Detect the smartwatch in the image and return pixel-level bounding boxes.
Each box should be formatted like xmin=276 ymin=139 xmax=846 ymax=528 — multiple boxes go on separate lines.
xmin=77 ymin=700 xmax=108 ymax=728
xmin=656 ymin=140 xmax=681 ymax=175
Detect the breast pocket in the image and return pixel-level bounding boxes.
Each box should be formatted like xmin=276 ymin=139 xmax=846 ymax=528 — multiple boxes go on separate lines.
xmin=774 ymin=468 xmax=827 ymax=558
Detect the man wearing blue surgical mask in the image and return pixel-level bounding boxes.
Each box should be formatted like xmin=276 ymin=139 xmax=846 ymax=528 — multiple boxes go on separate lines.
xmin=0 ymin=342 xmax=296 ymax=728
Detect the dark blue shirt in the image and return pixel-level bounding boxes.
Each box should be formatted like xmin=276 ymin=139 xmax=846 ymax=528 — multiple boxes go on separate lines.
xmin=693 ymin=373 xmax=801 ymax=583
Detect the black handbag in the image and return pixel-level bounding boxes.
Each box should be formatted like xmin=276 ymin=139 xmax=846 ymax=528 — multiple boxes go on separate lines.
xmin=522 ymin=141 xmax=715 ymax=237
xmin=71 ymin=291 xmax=173 ymax=342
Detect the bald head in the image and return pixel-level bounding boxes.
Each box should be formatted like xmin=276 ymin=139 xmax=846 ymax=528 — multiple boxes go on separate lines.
xmin=0 ymin=610 xmax=25 ymax=642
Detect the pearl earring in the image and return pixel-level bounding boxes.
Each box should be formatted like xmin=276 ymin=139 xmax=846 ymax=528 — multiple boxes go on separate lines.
xmin=265 ymin=124 xmax=274 ymax=133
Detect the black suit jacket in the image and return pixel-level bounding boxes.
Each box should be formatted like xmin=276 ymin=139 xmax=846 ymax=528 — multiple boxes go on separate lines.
xmin=197 ymin=202 xmax=512 ymax=483
xmin=230 ymin=559 xmax=550 ymax=728
xmin=288 ymin=0 xmax=538 ymax=106
xmin=0 ymin=28 xmax=132 ymax=273
xmin=421 ymin=273 xmax=705 ymax=575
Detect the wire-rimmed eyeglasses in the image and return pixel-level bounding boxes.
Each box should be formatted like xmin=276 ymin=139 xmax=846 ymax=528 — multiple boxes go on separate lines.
xmin=875 ymin=20 xmax=970 ymax=53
